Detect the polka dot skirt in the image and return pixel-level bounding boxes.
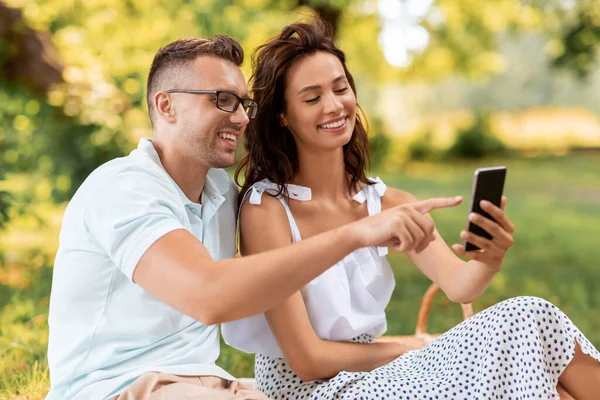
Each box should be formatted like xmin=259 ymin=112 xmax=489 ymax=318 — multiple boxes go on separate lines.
xmin=255 ymin=296 xmax=600 ymax=399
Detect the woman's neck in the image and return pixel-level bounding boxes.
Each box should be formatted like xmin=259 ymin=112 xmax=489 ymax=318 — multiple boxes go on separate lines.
xmin=293 ymin=148 xmax=351 ymax=202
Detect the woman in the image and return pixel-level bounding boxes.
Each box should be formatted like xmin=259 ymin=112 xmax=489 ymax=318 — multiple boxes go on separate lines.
xmin=221 ymin=18 xmax=600 ymax=399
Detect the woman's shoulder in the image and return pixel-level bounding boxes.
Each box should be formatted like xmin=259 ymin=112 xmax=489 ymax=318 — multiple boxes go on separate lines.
xmin=239 ymin=178 xmax=293 ymax=224
xmin=239 ymin=190 xmax=291 ymax=239
xmin=238 ymin=185 xmax=295 ymax=252
xmin=240 ymin=184 xmax=284 ymax=218
xmin=380 ymin=186 xmax=418 ymax=210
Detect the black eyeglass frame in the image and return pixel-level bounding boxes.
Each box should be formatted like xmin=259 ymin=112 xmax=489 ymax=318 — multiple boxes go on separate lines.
xmin=166 ymin=89 xmax=258 ymax=119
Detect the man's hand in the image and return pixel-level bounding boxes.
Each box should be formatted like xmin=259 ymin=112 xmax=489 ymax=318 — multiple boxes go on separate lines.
xmin=353 ymin=196 xmax=463 ymax=253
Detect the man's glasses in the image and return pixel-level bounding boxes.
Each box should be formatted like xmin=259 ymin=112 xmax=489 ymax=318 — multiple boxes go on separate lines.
xmin=166 ymin=89 xmax=258 ymax=119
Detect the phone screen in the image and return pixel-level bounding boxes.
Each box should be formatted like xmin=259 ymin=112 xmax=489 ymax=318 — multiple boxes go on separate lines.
xmin=464 ymin=166 xmax=507 ymax=251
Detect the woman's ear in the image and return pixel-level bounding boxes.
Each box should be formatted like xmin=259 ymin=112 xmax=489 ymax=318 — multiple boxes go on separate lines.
xmin=279 ymin=113 xmax=288 ymax=127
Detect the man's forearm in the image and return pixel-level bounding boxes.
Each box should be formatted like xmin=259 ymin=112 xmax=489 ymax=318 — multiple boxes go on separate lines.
xmin=204 ymin=223 xmax=361 ymax=323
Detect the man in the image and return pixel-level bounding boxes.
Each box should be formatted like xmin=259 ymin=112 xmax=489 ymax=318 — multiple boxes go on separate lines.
xmin=46 ymin=35 xmax=459 ymax=400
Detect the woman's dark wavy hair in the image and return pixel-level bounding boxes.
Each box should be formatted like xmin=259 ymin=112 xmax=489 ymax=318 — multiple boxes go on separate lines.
xmin=235 ymin=17 xmax=372 ymax=202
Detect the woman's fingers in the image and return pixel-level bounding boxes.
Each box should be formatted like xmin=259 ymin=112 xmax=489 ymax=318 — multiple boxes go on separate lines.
xmin=402 ymin=215 xmax=426 ymax=252
xmin=398 ymin=219 xmax=417 ymax=252
xmin=391 ymin=209 xmax=436 ymax=253
xmin=452 ymin=243 xmax=489 ymax=262
xmin=412 ymin=211 xmax=436 ymax=253
xmin=394 ymin=216 xmax=417 ymax=252
xmin=480 ymin=200 xmax=515 ymax=234
xmin=467 ymin=213 xmax=514 ymax=249
xmin=410 ymin=196 xmax=462 ymax=214
xmin=460 ymin=230 xmax=503 ymax=254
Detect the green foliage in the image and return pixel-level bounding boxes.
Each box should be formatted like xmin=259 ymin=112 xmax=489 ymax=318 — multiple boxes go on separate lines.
xmin=0 ymin=0 xmax=597 ymax=218
xmin=407 ymin=131 xmax=437 ymax=162
xmin=367 ymin=116 xmax=392 ymax=171
xmin=398 ymin=0 xmax=544 ymax=81
xmin=0 ymin=81 xmax=128 ymax=201
xmin=551 ymin=0 xmax=600 ymax=78
xmin=0 ymin=192 xmax=10 ymax=232
xmin=445 ymin=112 xmax=508 ymax=160
xmin=0 ymin=249 xmax=52 ymax=393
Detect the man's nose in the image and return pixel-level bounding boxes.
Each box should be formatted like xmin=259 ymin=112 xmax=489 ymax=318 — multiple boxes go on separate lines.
xmin=230 ymin=104 xmax=250 ymax=127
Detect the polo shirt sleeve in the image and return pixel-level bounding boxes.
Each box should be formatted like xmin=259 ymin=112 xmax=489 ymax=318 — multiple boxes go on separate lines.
xmin=84 ymin=168 xmax=185 ymax=281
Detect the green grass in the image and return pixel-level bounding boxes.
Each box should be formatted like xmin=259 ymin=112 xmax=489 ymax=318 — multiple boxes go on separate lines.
xmin=1 ymin=154 xmax=599 ymax=398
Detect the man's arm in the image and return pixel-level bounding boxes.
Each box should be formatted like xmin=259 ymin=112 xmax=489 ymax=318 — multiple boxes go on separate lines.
xmin=133 ymin=194 xmax=462 ymax=325
xmin=132 ymin=220 xmax=358 ymax=325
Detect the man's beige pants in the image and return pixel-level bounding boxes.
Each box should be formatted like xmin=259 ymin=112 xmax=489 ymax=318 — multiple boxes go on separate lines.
xmin=113 ymin=372 xmax=270 ymax=400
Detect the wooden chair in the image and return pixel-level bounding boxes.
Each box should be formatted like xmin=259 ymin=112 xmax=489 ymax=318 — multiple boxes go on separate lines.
xmin=376 ymin=283 xmax=474 ymax=348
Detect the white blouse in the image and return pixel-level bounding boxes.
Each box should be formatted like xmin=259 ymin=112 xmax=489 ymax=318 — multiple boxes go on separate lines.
xmin=221 ymin=177 xmax=395 ymax=359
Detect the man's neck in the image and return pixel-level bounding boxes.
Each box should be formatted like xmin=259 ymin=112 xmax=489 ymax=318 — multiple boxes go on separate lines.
xmin=150 ymin=139 xmax=208 ymax=204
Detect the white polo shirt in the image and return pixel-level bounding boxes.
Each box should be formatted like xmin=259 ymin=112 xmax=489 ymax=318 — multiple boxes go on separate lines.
xmin=46 ymin=138 xmax=238 ymax=400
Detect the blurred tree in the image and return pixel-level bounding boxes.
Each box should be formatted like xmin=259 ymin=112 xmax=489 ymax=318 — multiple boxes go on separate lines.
xmin=294 ymin=0 xmax=352 ymax=33
xmin=0 ymin=1 xmax=127 ymax=216
xmin=0 ymin=0 xmax=384 ymax=200
xmin=445 ymin=111 xmax=508 ymax=159
xmin=367 ymin=116 xmax=392 ymax=170
xmin=0 ymin=3 xmax=63 ymax=93
xmin=394 ymin=0 xmax=599 ymax=80
xmin=408 ymin=130 xmax=437 ymax=161
xmin=398 ymin=0 xmax=544 ymax=80
xmin=548 ymin=0 xmax=600 ymax=79
xmin=0 ymin=0 xmax=598 ymax=219
xmin=0 ymin=2 xmax=63 ymax=230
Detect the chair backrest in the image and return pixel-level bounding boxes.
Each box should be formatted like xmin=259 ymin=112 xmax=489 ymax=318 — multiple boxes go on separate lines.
xmin=415 ymin=283 xmax=473 ymax=336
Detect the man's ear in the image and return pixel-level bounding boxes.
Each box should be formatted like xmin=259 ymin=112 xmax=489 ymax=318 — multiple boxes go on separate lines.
xmin=155 ymin=92 xmax=176 ymax=123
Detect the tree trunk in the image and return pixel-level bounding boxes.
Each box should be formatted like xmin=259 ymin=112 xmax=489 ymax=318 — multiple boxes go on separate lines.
xmin=296 ymin=0 xmax=342 ymax=36
xmin=0 ymin=3 xmax=63 ymax=94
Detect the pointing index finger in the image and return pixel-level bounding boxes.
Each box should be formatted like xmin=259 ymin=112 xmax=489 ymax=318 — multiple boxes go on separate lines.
xmin=412 ymin=196 xmax=463 ymax=213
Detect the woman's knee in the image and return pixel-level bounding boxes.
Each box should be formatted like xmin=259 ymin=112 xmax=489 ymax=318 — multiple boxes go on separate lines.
xmin=501 ymin=295 xmax=556 ymax=311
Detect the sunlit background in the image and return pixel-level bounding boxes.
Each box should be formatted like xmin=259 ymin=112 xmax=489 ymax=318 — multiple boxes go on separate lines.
xmin=1 ymin=0 xmax=599 ymax=397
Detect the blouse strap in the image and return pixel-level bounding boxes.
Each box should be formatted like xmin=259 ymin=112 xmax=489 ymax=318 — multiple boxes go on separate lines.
xmin=242 ymin=179 xmax=312 ymax=243
xmin=353 ymin=177 xmax=388 ymax=257
xmin=244 ymin=179 xmax=312 ymax=205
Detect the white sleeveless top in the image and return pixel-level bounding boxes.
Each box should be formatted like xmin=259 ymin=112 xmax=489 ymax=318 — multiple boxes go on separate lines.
xmin=221 ymin=177 xmax=395 ymax=359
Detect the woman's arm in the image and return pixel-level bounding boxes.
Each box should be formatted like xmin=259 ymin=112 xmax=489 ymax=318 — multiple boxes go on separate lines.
xmin=240 ymin=195 xmax=413 ymax=381
xmin=382 ymin=187 xmax=515 ymax=304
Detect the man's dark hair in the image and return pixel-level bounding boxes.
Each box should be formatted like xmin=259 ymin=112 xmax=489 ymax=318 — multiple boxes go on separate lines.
xmin=146 ymin=36 xmax=244 ymax=124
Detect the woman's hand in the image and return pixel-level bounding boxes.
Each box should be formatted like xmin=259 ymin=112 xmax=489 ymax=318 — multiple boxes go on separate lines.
xmin=369 ymin=196 xmax=463 ymax=253
xmin=451 ymin=196 xmax=515 ymax=270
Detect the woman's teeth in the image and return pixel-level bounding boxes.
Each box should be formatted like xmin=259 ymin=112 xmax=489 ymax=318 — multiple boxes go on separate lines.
xmin=218 ymin=133 xmax=237 ymax=142
xmin=319 ymin=118 xmax=345 ymax=129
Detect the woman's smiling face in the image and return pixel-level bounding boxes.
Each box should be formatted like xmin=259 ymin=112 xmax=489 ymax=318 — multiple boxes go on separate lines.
xmin=280 ymin=51 xmax=357 ymax=152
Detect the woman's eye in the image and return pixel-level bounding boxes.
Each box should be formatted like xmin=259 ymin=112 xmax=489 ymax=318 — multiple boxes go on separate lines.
xmin=335 ymin=87 xmax=348 ymax=94
xmin=305 ymin=96 xmax=320 ymax=103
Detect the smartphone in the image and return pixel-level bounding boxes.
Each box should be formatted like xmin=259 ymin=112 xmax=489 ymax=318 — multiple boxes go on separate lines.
xmin=464 ymin=166 xmax=507 ymax=251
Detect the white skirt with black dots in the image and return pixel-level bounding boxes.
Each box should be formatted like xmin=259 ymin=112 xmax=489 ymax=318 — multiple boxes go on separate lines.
xmin=254 ymin=296 xmax=600 ymax=400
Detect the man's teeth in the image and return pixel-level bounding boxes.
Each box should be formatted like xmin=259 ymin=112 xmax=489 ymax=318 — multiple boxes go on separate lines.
xmin=218 ymin=133 xmax=237 ymax=142
xmin=319 ymin=118 xmax=345 ymax=129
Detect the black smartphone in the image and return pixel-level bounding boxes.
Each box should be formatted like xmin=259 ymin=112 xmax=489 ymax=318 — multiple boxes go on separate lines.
xmin=464 ymin=166 xmax=507 ymax=252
